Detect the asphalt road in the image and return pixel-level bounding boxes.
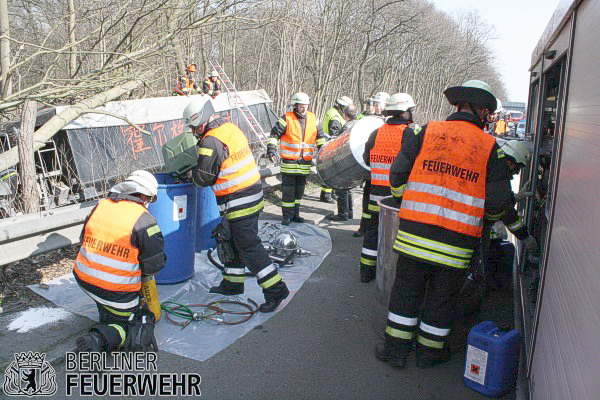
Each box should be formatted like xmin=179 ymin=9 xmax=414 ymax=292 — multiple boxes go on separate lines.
xmin=4 ymin=189 xmax=516 ymax=399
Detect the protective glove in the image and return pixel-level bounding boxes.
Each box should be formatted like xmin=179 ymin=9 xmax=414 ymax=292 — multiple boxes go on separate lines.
xmin=515 ymin=180 xmax=534 ymax=202
xmin=266 ymin=143 xmax=278 ymax=163
xmin=523 ymin=235 xmax=538 ymax=253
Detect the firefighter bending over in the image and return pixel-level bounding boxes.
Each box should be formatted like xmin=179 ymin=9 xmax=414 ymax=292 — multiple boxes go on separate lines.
xmin=184 ymin=98 xmax=289 ymax=313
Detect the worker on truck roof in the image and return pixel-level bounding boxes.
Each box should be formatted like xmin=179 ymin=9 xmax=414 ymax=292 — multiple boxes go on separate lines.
xmin=173 ymin=64 xmax=200 ymax=96
xmin=376 ymin=80 xmax=513 ymax=369
xmin=203 ymin=70 xmax=222 ymax=99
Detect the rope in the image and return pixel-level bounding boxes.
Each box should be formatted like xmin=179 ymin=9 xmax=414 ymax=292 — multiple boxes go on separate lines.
xmin=160 ymin=299 xmax=259 ymax=328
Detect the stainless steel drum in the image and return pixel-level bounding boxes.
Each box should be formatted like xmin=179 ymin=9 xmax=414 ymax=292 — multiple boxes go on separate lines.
xmin=374 ymin=196 xmax=400 ymax=337
xmin=316 ymin=116 xmax=384 ymax=189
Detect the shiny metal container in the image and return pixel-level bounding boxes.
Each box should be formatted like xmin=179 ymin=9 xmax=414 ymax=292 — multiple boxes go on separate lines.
xmin=374 ymin=196 xmax=400 ymax=337
xmin=316 ymin=116 xmax=384 ymax=189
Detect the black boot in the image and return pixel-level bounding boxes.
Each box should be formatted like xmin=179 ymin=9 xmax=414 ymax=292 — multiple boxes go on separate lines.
xmin=259 ymin=284 xmax=290 ymax=313
xmin=209 ymin=282 xmax=243 ymax=295
xmin=281 ymin=216 xmax=292 ymax=226
xmin=360 ymin=267 xmax=376 ymax=283
xmin=76 ymin=331 xmax=105 ymax=353
xmin=319 ymin=191 xmax=335 ymax=204
xmin=326 ymin=213 xmax=348 ymax=221
xmin=292 ymin=206 xmax=305 ymax=223
xmin=416 ymin=345 xmax=451 ymax=369
xmin=374 ymin=341 xmax=409 ymax=369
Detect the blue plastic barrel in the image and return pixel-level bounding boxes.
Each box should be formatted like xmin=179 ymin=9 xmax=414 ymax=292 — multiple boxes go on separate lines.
xmin=464 ymin=321 xmax=521 ymax=397
xmin=148 ymin=174 xmax=197 ymax=284
xmin=195 ymin=187 xmax=221 ymax=251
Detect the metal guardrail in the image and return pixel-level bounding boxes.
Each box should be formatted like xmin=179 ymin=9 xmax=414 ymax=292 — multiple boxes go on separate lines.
xmin=0 ymin=200 xmax=98 ymax=266
xmin=0 ymin=168 xmax=282 ymax=266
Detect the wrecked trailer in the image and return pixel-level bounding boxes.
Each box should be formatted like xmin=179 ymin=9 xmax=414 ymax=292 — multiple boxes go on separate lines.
xmin=0 ymin=90 xmax=277 ymax=214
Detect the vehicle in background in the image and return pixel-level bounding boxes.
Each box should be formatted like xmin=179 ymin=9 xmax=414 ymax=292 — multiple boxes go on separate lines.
xmin=507 ymin=110 xmax=524 ymax=122
xmin=516 ymin=121 xmax=526 ymax=138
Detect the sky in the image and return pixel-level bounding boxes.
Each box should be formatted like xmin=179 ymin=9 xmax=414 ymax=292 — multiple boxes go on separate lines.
xmin=430 ymin=0 xmax=562 ymax=102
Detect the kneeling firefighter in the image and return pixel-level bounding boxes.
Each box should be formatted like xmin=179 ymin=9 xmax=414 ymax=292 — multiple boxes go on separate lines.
xmin=74 ymin=170 xmax=166 ymax=352
xmin=184 ymin=98 xmax=290 ymax=313
xmin=375 ymin=80 xmax=513 ymax=369
xmin=359 ymin=93 xmax=416 ymax=283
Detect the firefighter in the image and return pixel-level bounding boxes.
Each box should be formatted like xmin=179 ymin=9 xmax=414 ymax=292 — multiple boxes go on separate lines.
xmin=375 ymin=80 xmax=513 ymax=369
xmin=355 ymin=91 xmax=390 ymax=237
xmin=184 ymin=98 xmax=289 ymax=312
xmin=267 ymin=92 xmax=326 ymax=226
xmin=74 ymin=170 xmax=166 ymax=352
xmin=173 ymin=64 xmax=200 ymax=96
xmin=357 ymin=97 xmax=374 ymax=120
xmin=358 ymin=93 xmax=416 ymax=283
xmin=326 ymin=103 xmax=359 ymax=222
xmin=203 ymin=70 xmax=222 ymax=98
xmin=496 ymin=140 xmax=538 ymax=249
xmin=320 ymin=96 xmax=354 ymax=203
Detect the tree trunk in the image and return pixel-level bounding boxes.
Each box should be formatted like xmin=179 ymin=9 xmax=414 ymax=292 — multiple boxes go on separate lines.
xmin=67 ymin=0 xmax=77 ymax=79
xmin=0 ymin=77 xmax=145 ymax=171
xmin=18 ymin=101 xmax=40 ymax=214
xmin=0 ymin=0 xmax=12 ymax=97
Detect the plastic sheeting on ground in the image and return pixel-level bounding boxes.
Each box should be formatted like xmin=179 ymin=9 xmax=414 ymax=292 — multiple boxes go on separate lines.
xmin=28 ymin=221 xmax=331 ymax=362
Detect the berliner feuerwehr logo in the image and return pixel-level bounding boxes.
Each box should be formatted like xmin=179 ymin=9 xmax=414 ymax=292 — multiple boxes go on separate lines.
xmin=3 ymin=352 xmax=57 ymax=397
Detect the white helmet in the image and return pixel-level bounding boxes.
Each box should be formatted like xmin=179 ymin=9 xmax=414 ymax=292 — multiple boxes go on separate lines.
xmin=210 ymin=70 xmax=219 ymax=77
xmin=183 ymin=98 xmax=215 ymax=127
xmin=495 ymin=99 xmax=505 ymax=114
xmin=386 ymin=93 xmax=416 ymax=111
xmin=501 ymin=140 xmax=531 ymax=166
xmin=336 ymin=96 xmax=353 ymax=107
xmin=372 ymin=92 xmax=390 ymax=105
xmin=125 ymin=170 xmax=158 ymax=197
xmin=291 ymin=92 xmax=310 ymax=105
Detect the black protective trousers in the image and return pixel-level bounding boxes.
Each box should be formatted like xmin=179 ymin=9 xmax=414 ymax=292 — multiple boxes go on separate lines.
xmin=359 ymin=181 xmax=372 ymax=230
xmin=220 ymin=213 xmax=287 ymax=296
xmin=281 ymin=173 xmax=307 ymax=219
xmin=334 ymin=189 xmax=353 ymax=217
xmin=385 ymin=254 xmax=466 ymax=354
xmin=92 ymin=303 xmax=138 ymax=351
xmin=359 ymin=213 xmax=378 ymax=271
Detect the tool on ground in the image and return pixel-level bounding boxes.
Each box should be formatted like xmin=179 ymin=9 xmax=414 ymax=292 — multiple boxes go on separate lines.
xmin=141 ymin=275 xmax=162 ymax=322
xmin=209 ymin=60 xmax=267 ymax=152
xmin=161 ymin=299 xmax=259 ymax=328
xmin=265 ymin=231 xmax=312 ymax=267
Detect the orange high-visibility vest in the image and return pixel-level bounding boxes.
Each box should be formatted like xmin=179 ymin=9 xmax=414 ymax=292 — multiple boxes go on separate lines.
xmin=74 ymin=199 xmax=146 ymax=292
xmin=370 ymin=124 xmax=407 ymax=187
xmin=203 ymin=122 xmax=261 ymax=196
xmin=398 ymin=121 xmax=496 ymax=237
xmin=280 ymin=112 xmax=318 ymax=161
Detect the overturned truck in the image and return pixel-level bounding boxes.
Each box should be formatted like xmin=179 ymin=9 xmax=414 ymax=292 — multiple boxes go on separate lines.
xmin=0 ymin=91 xmax=277 ymax=217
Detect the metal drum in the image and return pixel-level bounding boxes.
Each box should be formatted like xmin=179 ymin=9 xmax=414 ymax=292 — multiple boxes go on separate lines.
xmin=316 ymin=116 xmax=384 ymax=189
xmin=374 ymin=196 xmax=400 ymax=337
